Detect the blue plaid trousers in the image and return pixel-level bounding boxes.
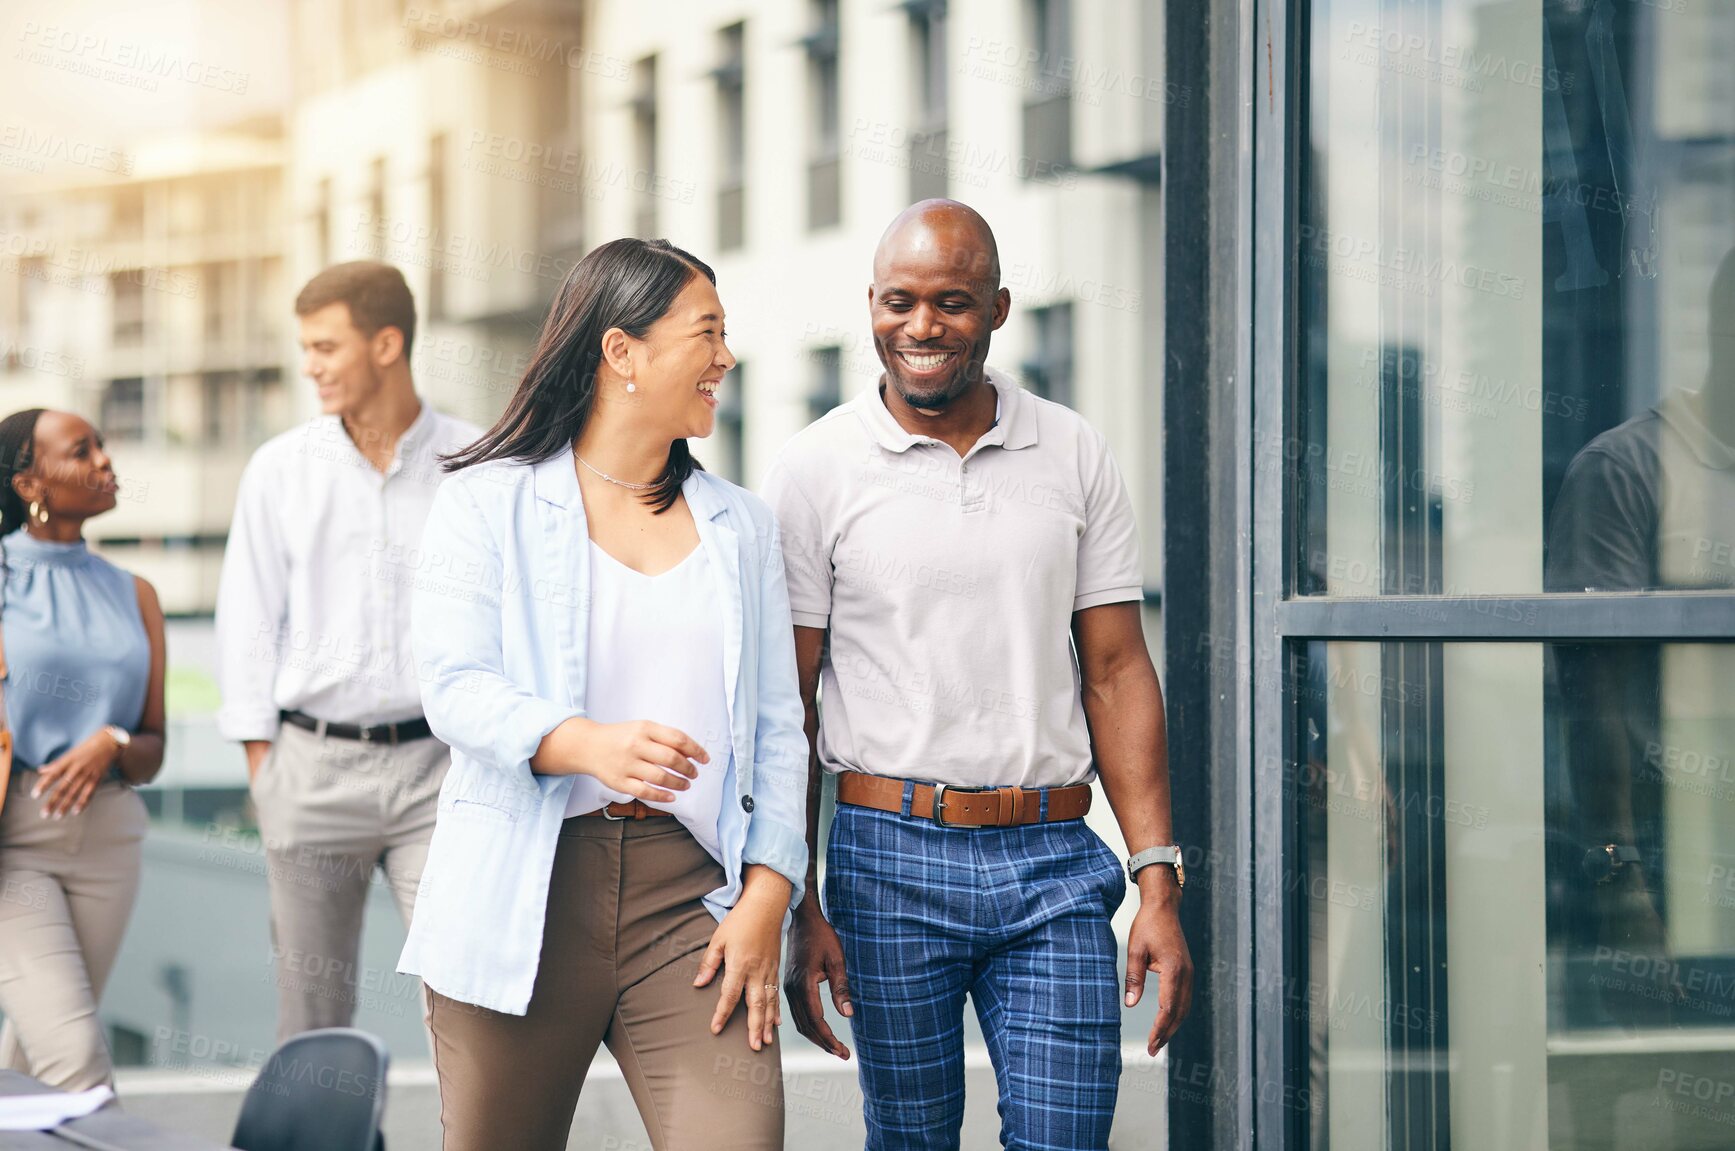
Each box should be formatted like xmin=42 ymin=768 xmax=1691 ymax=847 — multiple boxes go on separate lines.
xmin=825 ymin=787 xmax=1127 ymax=1150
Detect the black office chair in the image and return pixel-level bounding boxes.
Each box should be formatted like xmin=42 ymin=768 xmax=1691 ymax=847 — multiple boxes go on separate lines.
xmin=231 ymin=1028 xmax=389 ymax=1151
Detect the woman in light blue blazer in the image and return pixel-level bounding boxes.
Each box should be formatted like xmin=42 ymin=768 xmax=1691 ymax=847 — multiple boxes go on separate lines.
xmin=399 ymin=238 xmax=808 ymax=1151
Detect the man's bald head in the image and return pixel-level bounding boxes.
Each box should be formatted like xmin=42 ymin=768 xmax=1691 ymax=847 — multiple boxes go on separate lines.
xmin=873 ymin=199 xmax=1002 ymax=292
xmin=867 ymin=200 xmax=1011 ymax=413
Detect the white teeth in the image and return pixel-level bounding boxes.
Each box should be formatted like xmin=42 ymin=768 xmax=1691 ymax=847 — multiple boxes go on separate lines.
xmin=900 ymin=352 xmax=952 ymax=370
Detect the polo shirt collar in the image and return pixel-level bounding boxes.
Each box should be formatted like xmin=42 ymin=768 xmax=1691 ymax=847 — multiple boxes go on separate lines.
xmin=856 ymin=366 xmax=1038 ymax=454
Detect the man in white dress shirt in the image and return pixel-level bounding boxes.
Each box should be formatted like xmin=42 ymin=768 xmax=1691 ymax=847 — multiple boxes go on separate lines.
xmin=216 ymin=262 xmax=482 ymax=1041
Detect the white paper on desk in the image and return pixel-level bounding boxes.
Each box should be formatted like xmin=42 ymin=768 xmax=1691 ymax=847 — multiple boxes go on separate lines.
xmin=0 ymin=1086 xmax=114 ymax=1130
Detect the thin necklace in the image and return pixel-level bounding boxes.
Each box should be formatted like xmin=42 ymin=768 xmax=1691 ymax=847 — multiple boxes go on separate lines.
xmin=576 ymin=453 xmax=658 ymax=491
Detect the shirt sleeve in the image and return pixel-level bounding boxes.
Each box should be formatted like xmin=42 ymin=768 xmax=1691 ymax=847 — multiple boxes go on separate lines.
xmin=412 ymin=476 xmax=581 ymax=776
xmin=741 ymin=514 xmax=811 ymax=914
xmin=759 ymin=455 xmax=832 ymax=629
xmin=215 ymin=451 xmax=290 ymax=742
xmin=1073 ymin=429 xmax=1145 ymax=612
xmin=1544 ymin=436 xmax=1658 ymax=592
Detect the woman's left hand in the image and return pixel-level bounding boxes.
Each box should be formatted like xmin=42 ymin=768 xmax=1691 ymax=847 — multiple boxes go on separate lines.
xmin=695 ymin=865 xmax=795 ymax=1051
xmin=33 ymin=730 xmax=119 ymax=819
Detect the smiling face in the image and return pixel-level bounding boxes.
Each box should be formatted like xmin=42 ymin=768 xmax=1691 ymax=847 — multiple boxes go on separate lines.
xmin=11 ymin=410 xmax=120 ymax=525
xmin=298 ymin=302 xmax=400 ymax=418
xmin=869 ymin=206 xmax=1010 ymax=411
xmin=609 ymin=274 xmax=736 ymax=440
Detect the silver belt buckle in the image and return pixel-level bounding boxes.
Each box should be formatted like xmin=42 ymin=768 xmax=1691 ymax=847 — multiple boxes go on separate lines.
xmin=931 ymin=784 xmax=998 ymax=828
xmin=601 ymin=802 xmax=628 ymax=821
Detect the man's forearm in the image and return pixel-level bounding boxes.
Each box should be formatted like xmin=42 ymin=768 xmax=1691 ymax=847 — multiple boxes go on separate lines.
xmin=791 ymin=626 xmax=829 ymax=915
xmin=797 ymin=712 xmax=825 ymax=911
xmin=1085 ymin=664 xmax=1177 ymax=885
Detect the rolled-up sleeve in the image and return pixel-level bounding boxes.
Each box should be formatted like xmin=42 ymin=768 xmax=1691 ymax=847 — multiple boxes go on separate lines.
xmin=412 ymin=476 xmax=580 ymax=777
xmin=215 ymin=453 xmax=288 ymax=743
xmin=741 ymin=514 xmax=810 ymax=911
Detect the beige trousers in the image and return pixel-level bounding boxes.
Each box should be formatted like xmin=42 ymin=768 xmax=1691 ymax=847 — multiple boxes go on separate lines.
xmin=249 ymin=720 xmax=449 ymax=1043
xmin=0 ymin=768 xmax=147 ymax=1091
xmin=425 ymin=817 xmax=785 ymax=1151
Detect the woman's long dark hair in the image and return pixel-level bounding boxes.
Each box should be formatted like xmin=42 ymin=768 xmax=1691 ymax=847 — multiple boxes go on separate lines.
xmin=442 ymin=238 xmax=716 ymax=513
xmin=0 ymin=408 xmax=45 ymax=538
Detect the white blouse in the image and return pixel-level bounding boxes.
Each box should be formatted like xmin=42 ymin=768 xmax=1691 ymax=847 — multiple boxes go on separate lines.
xmin=563 ymin=539 xmax=734 ymax=865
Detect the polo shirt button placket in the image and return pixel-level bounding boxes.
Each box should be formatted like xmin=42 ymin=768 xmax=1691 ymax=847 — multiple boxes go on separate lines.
xmin=959 ymin=459 xmax=985 ymax=514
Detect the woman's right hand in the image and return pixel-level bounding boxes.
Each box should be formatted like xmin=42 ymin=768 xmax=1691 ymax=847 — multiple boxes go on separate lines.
xmin=548 ymin=718 xmax=707 ymax=802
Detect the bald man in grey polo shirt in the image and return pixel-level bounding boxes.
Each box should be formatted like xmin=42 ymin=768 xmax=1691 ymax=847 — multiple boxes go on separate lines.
xmin=764 ymin=200 xmax=1192 ymax=1150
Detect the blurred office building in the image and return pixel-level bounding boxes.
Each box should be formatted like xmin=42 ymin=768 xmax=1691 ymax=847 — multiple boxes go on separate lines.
xmin=583 ymin=0 xmax=1167 ymax=556
xmin=0 ymin=121 xmax=285 ymax=614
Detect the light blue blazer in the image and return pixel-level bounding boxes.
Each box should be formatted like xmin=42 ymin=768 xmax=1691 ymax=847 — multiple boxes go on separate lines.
xmin=397 ymin=453 xmax=810 ymax=1015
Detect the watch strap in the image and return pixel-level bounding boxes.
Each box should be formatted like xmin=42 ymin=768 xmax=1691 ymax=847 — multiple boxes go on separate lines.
xmin=1127 ymin=844 xmax=1183 ymax=885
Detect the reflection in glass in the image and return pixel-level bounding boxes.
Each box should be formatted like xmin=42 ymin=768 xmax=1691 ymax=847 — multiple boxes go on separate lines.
xmin=1297 ymin=0 xmax=1735 ymax=597
xmin=1296 ymin=641 xmax=1735 ymax=1150
xmin=1547 ymin=249 xmax=1735 ymax=592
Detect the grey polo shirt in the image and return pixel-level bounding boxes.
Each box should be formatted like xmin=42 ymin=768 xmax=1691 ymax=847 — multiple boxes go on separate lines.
xmin=760 ymin=367 xmax=1144 ymax=789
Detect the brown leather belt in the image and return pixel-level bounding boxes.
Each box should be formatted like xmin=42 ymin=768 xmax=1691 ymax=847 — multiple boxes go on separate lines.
xmin=836 ymin=772 xmax=1091 ymax=828
xmin=578 ymin=800 xmax=675 ymax=820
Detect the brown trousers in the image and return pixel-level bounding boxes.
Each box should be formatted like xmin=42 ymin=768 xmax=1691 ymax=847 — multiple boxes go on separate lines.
xmin=425 ymin=816 xmax=784 ymax=1151
xmin=0 ymin=769 xmax=146 ymax=1091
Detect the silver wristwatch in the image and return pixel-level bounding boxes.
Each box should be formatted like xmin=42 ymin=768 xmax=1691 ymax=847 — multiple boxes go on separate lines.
xmin=104 ymin=724 xmax=131 ymax=782
xmin=1127 ymin=845 xmax=1184 ymax=888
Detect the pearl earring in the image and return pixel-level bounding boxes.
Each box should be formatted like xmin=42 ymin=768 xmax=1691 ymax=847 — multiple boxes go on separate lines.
xmin=625 ymin=381 xmax=636 ymax=393
xmin=29 ymin=500 xmax=47 ymax=524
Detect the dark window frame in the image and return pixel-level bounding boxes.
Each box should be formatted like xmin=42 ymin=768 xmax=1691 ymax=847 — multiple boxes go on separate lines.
xmin=715 ymin=23 xmax=748 ymax=252
xmin=804 ymin=0 xmax=842 ymax=230
xmin=631 ymin=55 xmax=660 ymax=239
xmin=1180 ymin=4 xmax=1735 ymax=1151
xmin=906 ymin=0 xmax=949 ymax=202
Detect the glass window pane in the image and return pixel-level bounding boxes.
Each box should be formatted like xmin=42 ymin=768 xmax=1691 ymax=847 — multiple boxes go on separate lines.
xmin=1294 ymin=640 xmax=1735 ymax=1149
xmin=1297 ymin=1 xmax=1735 ymax=596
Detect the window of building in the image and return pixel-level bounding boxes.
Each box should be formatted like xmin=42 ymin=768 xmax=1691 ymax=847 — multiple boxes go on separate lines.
xmin=810 ymin=345 xmax=843 ymax=423
xmin=102 ymin=378 xmax=148 ymax=441
xmin=715 ymin=24 xmax=747 ymax=252
xmin=111 ymin=274 xmax=145 ymax=346
xmin=314 ymin=177 xmax=332 ymax=268
xmin=110 ymin=187 xmax=144 ymax=241
xmin=713 ymin=360 xmax=746 ymax=483
xmin=427 ymin=134 xmax=446 ymax=319
xmin=202 ymin=370 xmax=242 ymax=444
xmin=805 ymin=0 xmax=842 ymax=230
xmin=1023 ymin=0 xmax=1073 ymax=175
xmin=906 ymin=0 xmax=948 ymax=202
xmin=631 ymin=56 xmax=660 ymax=239
xmin=204 ymin=263 xmax=230 ymax=347
xmin=1239 ymin=4 xmax=1735 ymax=1149
xmin=368 ymin=156 xmax=387 ymax=232
xmin=1023 ymin=303 xmax=1074 ymax=408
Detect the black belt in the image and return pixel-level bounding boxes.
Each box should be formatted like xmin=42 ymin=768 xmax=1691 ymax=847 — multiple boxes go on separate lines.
xmin=280 ymin=709 xmax=433 ymax=745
